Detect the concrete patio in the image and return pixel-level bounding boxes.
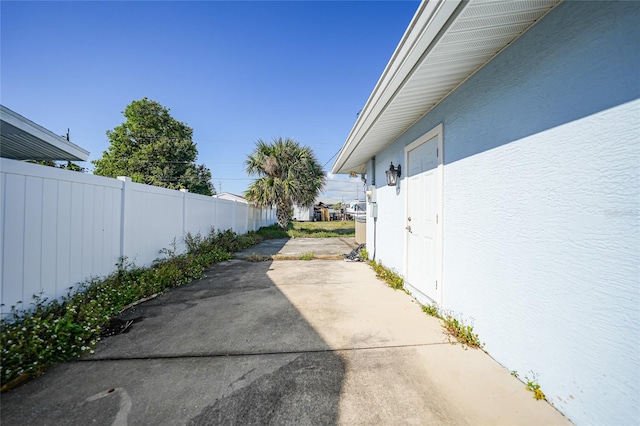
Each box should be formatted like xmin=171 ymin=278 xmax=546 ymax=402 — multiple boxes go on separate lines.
xmin=0 ymin=238 xmax=571 ymax=425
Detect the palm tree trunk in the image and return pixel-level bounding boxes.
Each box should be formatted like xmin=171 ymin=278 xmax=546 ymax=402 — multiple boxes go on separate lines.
xmin=276 ymin=201 xmax=292 ymax=229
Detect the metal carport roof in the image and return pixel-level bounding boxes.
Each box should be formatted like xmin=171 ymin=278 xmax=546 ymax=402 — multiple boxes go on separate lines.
xmin=0 ymin=104 xmax=89 ymax=161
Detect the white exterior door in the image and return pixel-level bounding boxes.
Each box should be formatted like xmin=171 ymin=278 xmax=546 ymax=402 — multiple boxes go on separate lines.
xmin=405 ymin=125 xmax=443 ymax=304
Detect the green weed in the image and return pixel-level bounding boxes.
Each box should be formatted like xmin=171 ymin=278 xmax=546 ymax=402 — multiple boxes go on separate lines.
xmin=421 ymin=304 xmax=439 ymax=317
xmin=525 ymin=372 xmax=547 ymax=401
xmin=368 ymin=260 xmax=404 ymax=290
xmin=441 ymin=313 xmax=483 ymax=348
xmin=299 ymin=252 xmax=315 ymax=260
xmin=244 ymin=253 xmax=271 ymax=262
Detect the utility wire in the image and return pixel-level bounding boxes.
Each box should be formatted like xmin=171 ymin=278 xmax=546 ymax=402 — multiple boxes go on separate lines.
xmin=322 ymin=147 xmax=342 ymax=169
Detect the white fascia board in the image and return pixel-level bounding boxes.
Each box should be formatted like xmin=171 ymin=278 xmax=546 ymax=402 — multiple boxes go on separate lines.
xmin=332 ymin=0 xmax=461 ymax=175
xmin=0 ymin=105 xmax=90 ymax=161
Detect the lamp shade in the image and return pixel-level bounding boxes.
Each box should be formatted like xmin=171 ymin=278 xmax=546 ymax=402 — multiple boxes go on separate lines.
xmin=386 ymin=162 xmax=401 ymax=186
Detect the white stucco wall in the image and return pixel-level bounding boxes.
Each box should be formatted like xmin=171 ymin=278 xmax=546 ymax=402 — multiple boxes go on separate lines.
xmin=366 ymin=2 xmax=639 ymax=424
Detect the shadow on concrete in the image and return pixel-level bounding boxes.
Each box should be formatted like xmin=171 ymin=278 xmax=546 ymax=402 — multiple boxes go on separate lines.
xmin=0 ymin=259 xmax=346 ymax=425
xmin=234 ymin=238 xmax=289 ymax=260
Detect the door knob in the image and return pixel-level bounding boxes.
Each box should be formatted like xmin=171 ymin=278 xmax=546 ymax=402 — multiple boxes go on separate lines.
xmin=407 ymin=217 xmax=412 ymax=221
xmin=405 ymin=226 xmax=412 ymax=232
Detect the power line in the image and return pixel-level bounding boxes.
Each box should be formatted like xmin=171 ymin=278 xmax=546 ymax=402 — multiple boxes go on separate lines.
xmin=322 ymin=147 xmax=342 ymax=169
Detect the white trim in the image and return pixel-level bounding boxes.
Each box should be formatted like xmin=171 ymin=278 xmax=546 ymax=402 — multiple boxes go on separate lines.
xmin=403 ymin=123 xmax=444 ymax=305
xmin=332 ymin=0 xmax=461 ymax=175
xmin=331 ymin=0 xmax=561 ymax=175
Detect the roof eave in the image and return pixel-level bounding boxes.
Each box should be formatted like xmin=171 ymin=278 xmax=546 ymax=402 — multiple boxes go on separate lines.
xmin=332 ymin=0 xmax=462 ymax=175
xmin=332 ymin=0 xmax=561 ymax=175
xmin=0 ymin=105 xmax=90 ymax=161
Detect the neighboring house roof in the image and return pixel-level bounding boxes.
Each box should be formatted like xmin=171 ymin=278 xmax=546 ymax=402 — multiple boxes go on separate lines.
xmin=332 ymin=0 xmax=560 ymax=174
xmin=316 ymin=196 xmax=340 ymax=206
xmin=215 ymin=192 xmax=248 ymax=203
xmin=0 ymin=104 xmax=90 ymax=161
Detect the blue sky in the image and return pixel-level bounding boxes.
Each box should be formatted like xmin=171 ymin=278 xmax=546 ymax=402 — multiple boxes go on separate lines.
xmin=1 ymin=0 xmax=419 ymax=201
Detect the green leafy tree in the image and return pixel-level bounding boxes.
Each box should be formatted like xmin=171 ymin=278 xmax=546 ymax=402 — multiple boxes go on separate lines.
xmin=93 ymin=98 xmax=214 ymax=195
xmin=26 ymin=160 xmax=86 ymax=172
xmin=245 ymin=137 xmax=325 ymax=229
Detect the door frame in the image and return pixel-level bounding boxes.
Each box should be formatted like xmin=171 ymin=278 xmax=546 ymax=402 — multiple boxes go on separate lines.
xmin=403 ymin=123 xmax=444 ymax=305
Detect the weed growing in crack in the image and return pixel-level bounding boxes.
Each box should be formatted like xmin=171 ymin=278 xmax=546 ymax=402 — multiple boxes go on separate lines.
xmin=441 ymin=312 xmax=483 ymax=349
xmin=524 ymin=372 xmax=547 ymax=401
xmin=300 ymin=252 xmax=315 ymax=260
xmin=244 ymin=253 xmax=272 ymax=262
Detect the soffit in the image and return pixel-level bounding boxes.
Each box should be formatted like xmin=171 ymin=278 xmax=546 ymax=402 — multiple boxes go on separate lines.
xmin=332 ymin=0 xmax=561 ymax=175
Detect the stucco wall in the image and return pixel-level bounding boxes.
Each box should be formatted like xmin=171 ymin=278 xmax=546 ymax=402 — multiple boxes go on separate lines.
xmin=367 ymin=2 xmax=639 ymax=424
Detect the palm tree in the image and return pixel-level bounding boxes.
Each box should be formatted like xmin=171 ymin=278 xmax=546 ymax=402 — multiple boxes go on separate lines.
xmin=245 ymin=138 xmax=325 ymax=229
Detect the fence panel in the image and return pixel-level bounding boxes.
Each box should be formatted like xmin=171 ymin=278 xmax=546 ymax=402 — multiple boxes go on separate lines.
xmin=185 ymin=193 xmax=217 ymax=238
xmin=1 ymin=160 xmax=123 ymax=315
xmin=122 ymin=181 xmax=185 ymax=266
xmin=214 ymin=199 xmax=236 ymax=233
xmin=1 ymin=158 xmax=276 ymax=316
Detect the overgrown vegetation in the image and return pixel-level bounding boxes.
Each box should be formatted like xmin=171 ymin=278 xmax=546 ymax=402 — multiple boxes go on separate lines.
xmin=359 ymin=249 xmax=404 ymax=291
xmin=421 ymin=304 xmax=483 ymax=348
xmin=441 ymin=312 xmax=483 ymax=349
xmin=0 ymin=228 xmax=264 ymax=391
xmin=256 ymin=221 xmax=355 ymax=239
xmin=360 ymin=248 xmax=482 ymax=349
xmin=421 ymin=304 xmax=439 ymax=317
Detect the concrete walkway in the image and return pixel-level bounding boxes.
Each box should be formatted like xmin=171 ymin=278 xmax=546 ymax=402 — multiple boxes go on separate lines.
xmin=1 ymin=238 xmax=571 ymax=425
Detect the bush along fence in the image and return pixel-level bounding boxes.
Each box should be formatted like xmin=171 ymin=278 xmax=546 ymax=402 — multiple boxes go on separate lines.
xmin=0 ymin=228 xmax=264 ymax=392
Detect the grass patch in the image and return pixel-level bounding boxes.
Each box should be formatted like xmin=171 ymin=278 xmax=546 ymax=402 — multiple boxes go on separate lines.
xmin=271 ymin=254 xmax=342 ymax=261
xmin=299 ymin=252 xmax=315 ymax=260
xmin=0 ymin=227 xmax=269 ymax=392
xmin=256 ymin=221 xmax=355 ymax=239
xmin=255 ymin=226 xmax=289 ymax=239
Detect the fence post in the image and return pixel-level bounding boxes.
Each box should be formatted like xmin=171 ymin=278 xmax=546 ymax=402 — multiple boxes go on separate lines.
xmin=231 ymin=200 xmax=236 ymax=233
xmin=116 ymin=176 xmax=131 ymax=261
xmin=180 ymin=189 xmax=188 ymax=247
xmin=212 ymin=196 xmax=218 ymax=234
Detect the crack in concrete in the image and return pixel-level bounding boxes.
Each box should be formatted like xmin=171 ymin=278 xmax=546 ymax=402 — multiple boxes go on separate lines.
xmin=77 ymin=342 xmax=449 ymax=363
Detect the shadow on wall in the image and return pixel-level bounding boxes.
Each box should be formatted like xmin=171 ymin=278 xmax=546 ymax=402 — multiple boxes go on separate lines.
xmin=0 ymin=260 xmax=346 ymax=425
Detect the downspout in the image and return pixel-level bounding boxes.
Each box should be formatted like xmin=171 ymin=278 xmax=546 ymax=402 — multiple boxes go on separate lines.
xmin=371 ymin=156 xmax=377 ymax=261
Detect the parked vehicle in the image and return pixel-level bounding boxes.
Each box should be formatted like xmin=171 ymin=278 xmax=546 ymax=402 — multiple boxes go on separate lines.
xmin=345 ymin=201 xmax=366 ymax=219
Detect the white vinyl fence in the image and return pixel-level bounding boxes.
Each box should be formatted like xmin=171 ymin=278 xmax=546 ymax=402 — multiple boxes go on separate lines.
xmin=0 ymin=158 xmax=275 ymax=316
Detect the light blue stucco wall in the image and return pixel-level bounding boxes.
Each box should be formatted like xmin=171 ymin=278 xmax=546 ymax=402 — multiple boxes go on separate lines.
xmin=366 ymin=2 xmax=639 ymax=424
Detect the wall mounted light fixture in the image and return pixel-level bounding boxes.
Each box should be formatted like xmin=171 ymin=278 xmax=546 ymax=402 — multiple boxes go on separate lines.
xmin=386 ymin=162 xmax=401 ymax=186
